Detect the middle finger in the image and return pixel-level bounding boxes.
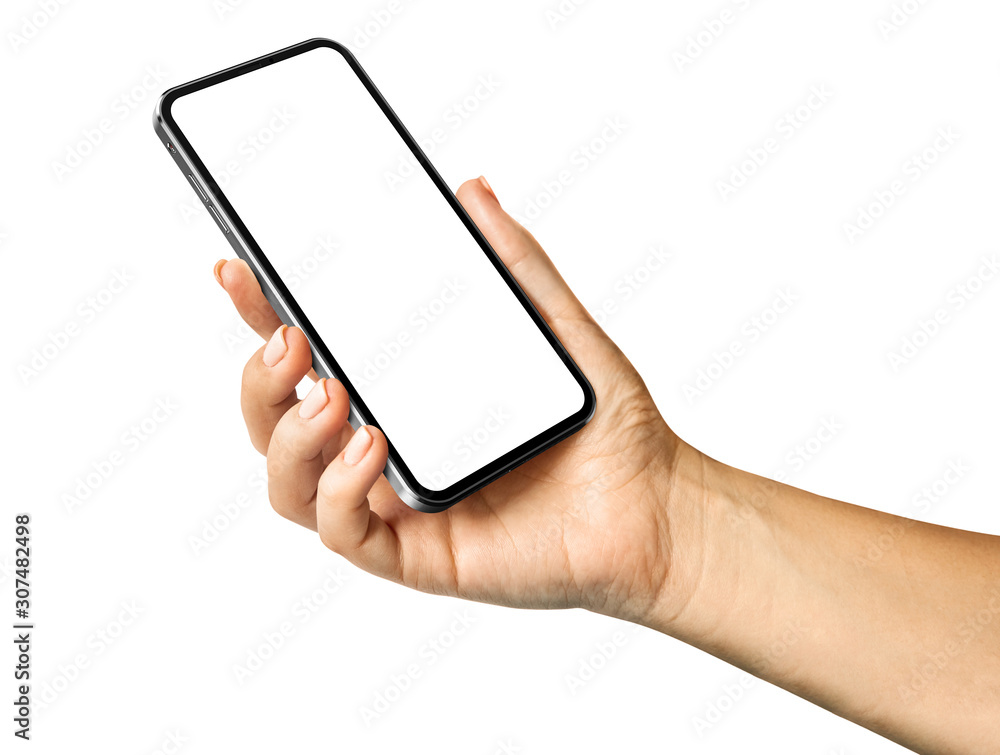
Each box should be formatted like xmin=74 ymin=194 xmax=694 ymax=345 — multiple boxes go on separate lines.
xmin=241 ymin=325 xmax=314 ymax=454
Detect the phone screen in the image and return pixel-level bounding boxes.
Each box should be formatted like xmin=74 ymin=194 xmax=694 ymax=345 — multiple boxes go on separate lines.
xmin=167 ymin=43 xmax=590 ymax=497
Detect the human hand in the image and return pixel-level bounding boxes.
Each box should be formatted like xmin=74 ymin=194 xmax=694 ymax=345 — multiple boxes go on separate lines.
xmin=216 ymin=176 xmax=1000 ymax=753
xmin=216 ymin=176 xmax=696 ymax=624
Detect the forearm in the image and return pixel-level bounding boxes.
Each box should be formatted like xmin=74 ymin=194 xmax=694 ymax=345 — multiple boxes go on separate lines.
xmin=639 ymin=442 xmax=1000 ymax=754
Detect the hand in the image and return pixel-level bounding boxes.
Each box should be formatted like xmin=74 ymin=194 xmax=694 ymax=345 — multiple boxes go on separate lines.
xmin=216 ymin=176 xmax=692 ymax=623
xmin=216 ymin=177 xmax=1000 ymax=754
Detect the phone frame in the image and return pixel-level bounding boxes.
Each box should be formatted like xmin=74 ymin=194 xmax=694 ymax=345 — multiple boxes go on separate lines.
xmin=153 ymin=38 xmax=596 ymax=511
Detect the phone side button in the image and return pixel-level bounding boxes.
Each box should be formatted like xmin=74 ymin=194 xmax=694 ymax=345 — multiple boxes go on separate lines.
xmin=208 ymin=205 xmax=229 ymax=234
xmin=187 ymin=174 xmax=208 ymax=202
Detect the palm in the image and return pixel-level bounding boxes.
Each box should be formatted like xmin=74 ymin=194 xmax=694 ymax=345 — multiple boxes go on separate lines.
xmin=370 ymin=315 xmax=675 ymax=617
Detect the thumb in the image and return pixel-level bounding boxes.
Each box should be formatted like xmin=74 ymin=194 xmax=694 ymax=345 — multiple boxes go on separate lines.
xmin=455 ymin=176 xmax=591 ymax=328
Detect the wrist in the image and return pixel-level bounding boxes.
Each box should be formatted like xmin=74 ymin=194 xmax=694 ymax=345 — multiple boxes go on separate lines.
xmin=630 ymin=444 xmax=835 ymax=693
xmin=623 ymin=442 xmax=782 ymax=647
xmin=583 ymin=436 xmax=720 ymax=630
xmin=577 ymin=423 xmax=787 ymax=657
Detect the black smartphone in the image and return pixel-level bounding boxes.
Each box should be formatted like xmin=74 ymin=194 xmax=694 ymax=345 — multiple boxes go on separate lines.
xmin=153 ymin=38 xmax=595 ymax=511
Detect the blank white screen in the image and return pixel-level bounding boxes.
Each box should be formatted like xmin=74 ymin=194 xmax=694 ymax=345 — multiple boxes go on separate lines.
xmin=170 ymin=45 xmax=585 ymax=491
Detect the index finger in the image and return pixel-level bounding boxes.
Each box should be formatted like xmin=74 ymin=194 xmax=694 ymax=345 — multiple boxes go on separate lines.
xmin=217 ymin=258 xmax=319 ymax=381
xmin=215 ymin=258 xmax=284 ymax=341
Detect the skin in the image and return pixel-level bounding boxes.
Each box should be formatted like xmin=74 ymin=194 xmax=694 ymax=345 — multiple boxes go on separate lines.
xmin=216 ymin=176 xmax=1000 ymax=754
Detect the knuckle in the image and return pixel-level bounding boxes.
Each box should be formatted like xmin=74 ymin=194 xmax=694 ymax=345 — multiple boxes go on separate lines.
xmin=250 ymin=434 xmax=269 ymax=456
xmin=242 ymin=400 xmax=271 ymax=456
xmin=267 ymin=489 xmax=295 ymax=521
xmin=317 ymin=525 xmax=343 ymax=554
xmin=271 ymin=411 xmax=307 ymax=460
xmin=241 ymin=349 xmax=262 ymax=390
xmin=266 ymin=444 xmax=288 ymax=479
xmin=316 ymin=473 xmax=341 ymax=505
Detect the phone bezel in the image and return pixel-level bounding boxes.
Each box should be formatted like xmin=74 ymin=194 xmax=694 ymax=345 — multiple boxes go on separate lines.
xmin=154 ymin=38 xmax=596 ymax=510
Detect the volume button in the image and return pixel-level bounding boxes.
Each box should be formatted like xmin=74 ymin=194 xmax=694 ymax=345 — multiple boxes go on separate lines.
xmin=187 ymin=174 xmax=208 ymax=201
xmin=207 ymin=205 xmax=229 ymax=234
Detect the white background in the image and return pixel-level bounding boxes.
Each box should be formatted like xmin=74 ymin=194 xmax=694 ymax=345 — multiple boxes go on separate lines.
xmin=4 ymin=1 xmax=999 ymax=753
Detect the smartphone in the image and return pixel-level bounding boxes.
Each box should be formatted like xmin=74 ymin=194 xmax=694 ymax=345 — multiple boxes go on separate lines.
xmin=153 ymin=38 xmax=595 ymax=511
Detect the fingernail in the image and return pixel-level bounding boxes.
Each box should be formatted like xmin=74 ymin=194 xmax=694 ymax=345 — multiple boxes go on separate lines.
xmin=298 ymin=379 xmax=329 ymax=419
xmin=213 ymin=259 xmax=227 ymax=287
xmin=478 ymin=175 xmax=499 ymax=205
xmin=263 ymin=325 xmax=287 ymax=367
xmin=343 ymin=426 xmax=372 ymax=466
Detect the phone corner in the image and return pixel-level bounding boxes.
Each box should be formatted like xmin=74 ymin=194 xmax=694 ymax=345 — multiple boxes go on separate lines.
xmin=580 ymin=377 xmax=598 ymax=427
xmin=312 ymin=37 xmax=366 ymax=70
xmin=151 ymin=86 xmax=180 ymax=138
xmin=384 ymin=464 xmax=455 ymax=513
